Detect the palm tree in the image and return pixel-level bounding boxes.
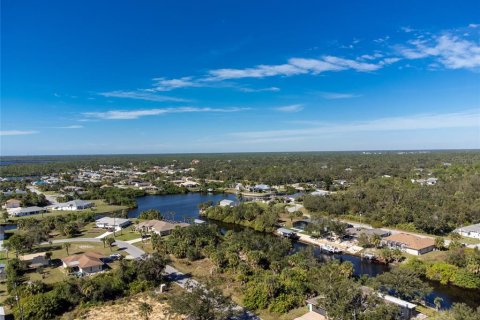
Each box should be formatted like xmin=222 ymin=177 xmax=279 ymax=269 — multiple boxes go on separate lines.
xmin=106 ymin=237 xmax=115 ymax=252
xmin=63 ymin=243 xmax=71 ymax=255
xmin=139 ymin=302 xmax=153 ymax=320
xmin=434 ymin=297 xmax=443 ymax=311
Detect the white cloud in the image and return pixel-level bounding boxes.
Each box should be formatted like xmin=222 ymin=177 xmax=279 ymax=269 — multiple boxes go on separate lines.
xmin=239 ymin=87 xmax=280 ymax=93
xmin=273 ymin=104 xmax=304 ymax=113
xmin=150 ymin=77 xmax=201 ymax=91
xmin=469 ymin=24 xmax=479 ymax=28
xmin=83 ymin=107 xmax=249 ymax=120
xmin=54 ymin=125 xmax=84 ymax=129
xmin=401 ymin=26 xmax=415 ymax=33
xmin=319 ymin=92 xmax=362 ymax=100
xmin=0 ymin=130 xmax=38 ymax=136
xmin=230 ymin=110 xmax=480 ymax=139
xmin=99 ymin=90 xmax=187 ymax=102
xmin=399 ymin=34 xmax=480 ymax=70
xmin=207 ymin=56 xmax=384 ymax=81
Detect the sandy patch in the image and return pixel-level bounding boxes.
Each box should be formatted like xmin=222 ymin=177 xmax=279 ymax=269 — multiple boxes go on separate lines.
xmin=69 ymin=294 xmax=184 ymax=320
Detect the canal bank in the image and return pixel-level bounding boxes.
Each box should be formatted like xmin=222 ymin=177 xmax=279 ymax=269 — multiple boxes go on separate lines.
xmin=128 ymin=193 xmax=480 ymax=310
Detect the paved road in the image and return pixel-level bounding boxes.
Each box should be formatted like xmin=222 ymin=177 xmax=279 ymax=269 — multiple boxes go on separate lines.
xmin=27 ymin=186 xmax=59 ymax=205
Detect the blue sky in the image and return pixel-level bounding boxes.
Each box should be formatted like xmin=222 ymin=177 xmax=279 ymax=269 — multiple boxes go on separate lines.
xmin=1 ymin=1 xmax=479 ymax=155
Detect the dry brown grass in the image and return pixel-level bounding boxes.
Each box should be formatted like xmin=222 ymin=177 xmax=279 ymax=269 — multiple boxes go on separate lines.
xmin=64 ymin=293 xmax=185 ymax=320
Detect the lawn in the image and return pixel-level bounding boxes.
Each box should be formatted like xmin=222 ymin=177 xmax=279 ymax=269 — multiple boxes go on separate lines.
xmin=91 ymin=200 xmax=128 ymax=214
xmin=112 ymin=225 xmax=140 ymax=241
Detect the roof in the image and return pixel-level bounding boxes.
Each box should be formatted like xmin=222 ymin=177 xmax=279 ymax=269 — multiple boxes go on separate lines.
xmin=137 ymin=220 xmax=189 ymax=232
xmin=384 ymin=233 xmax=435 ymax=250
xmin=11 ymin=206 xmax=47 ymax=214
xmin=382 ymin=294 xmax=417 ymax=309
xmin=96 ymin=217 xmax=130 ymax=225
xmin=62 ymin=252 xmax=104 ymax=269
xmin=6 ymin=198 xmax=21 ymax=204
xmin=455 ymin=223 xmax=480 ymax=233
xmin=294 ymin=311 xmax=326 ymax=320
xmin=278 ymin=227 xmax=296 ymax=235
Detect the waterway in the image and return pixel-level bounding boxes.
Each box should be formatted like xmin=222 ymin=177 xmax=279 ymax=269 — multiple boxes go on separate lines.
xmin=129 ymin=193 xmax=480 ymax=310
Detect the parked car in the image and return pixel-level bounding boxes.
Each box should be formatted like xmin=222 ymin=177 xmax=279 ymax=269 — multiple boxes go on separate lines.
xmin=109 ymin=253 xmax=122 ymax=260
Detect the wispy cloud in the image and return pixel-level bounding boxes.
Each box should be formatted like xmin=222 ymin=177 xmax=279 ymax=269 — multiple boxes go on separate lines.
xmin=53 ymin=125 xmax=84 ymax=129
xmin=273 ymin=104 xmax=304 ymax=113
xmin=398 ymin=33 xmax=480 ymax=70
xmin=231 ymin=110 xmax=480 ymax=139
xmin=150 ymin=77 xmax=201 ymax=91
xmin=99 ymin=90 xmax=187 ymax=102
xmin=239 ymin=87 xmax=280 ymax=93
xmin=319 ymin=92 xmax=362 ymax=100
xmin=83 ymin=107 xmax=249 ymax=120
xmin=0 ymin=130 xmax=38 ymax=136
xmin=206 ymin=55 xmax=387 ymax=81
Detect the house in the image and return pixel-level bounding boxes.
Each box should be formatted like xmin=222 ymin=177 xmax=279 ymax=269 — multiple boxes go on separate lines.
xmin=95 ymin=217 xmax=131 ymax=229
xmin=8 ymin=206 xmax=47 ymax=217
xmin=2 ymin=189 xmax=27 ymax=196
xmin=219 ymin=199 xmax=235 ymax=207
xmin=180 ymin=180 xmax=199 ymax=188
xmin=454 ymin=223 xmax=480 ymax=239
xmin=346 ymin=227 xmax=391 ymax=239
xmin=252 ymin=184 xmax=270 ymax=192
xmin=285 ymin=192 xmax=304 ymax=203
xmin=383 ymin=233 xmax=435 ymax=255
xmin=20 ymin=253 xmax=49 ymax=269
xmin=3 ymin=198 xmax=21 ymax=209
xmin=62 ymin=252 xmax=105 ymax=274
xmin=136 ymin=219 xmax=189 ymax=236
xmin=53 ymin=199 xmax=93 ymax=211
xmin=286 ymin=204 xmax=304 ymax=213
xmin=311 ymin=190 xmax=331 ymax=196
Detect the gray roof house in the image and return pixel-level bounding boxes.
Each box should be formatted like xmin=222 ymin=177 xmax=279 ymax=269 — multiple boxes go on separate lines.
xmin=454 ymin=223 xmax=480 ymax=239
xmin=53 ymin=200 xmax=93 ymax=211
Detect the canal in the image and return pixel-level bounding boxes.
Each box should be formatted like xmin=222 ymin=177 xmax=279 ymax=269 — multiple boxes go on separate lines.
xmin=129 ymin=193 xmax=480 ymax=310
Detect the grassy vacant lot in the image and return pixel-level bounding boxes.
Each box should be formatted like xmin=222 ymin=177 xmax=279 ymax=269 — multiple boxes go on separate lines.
xmin=91 ymin=200 xmax=128 ymax=214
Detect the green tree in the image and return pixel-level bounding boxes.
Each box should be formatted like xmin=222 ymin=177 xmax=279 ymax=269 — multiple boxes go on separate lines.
xmin=375 ymin=268 xmax=431 ymax=302
xmin=170 ymin=282 xmax=238 ymax=320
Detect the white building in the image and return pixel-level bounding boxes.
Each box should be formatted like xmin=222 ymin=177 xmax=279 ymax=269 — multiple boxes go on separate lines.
xmin=455 ymin=223 xmax=480 ymax=239
xmin=219 ymin=199 xmax=235 ymax=207
xmin=95 ymin=217 xmax=131 ymax=229
xmin=8 ymin=206 xmax=48 ymax=217
xmin=53 ymin=200 xmax=93 ymax=211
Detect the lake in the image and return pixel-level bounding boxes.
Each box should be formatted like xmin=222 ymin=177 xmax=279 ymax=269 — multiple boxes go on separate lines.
xmin=129 ymin=193 xmax=480 ymax=310
xmin=128 ymin=193 xmax=237 ymax=221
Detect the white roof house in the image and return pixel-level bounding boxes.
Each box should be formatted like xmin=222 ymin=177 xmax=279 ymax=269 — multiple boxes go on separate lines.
xmin=8 ymin=206 xmax=48 ymax=217
xmin=454 ymin=223 xmax=480 ymax=239
xmin=95 ymin=217 xmax=131 ymax=229
xmin=219 ymin=199 xmax=235 ymax=207
xmin=311 ymin=189 xmax=331 ymax=196
xmin=53 ymin=200 xmax=93 ymax=211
